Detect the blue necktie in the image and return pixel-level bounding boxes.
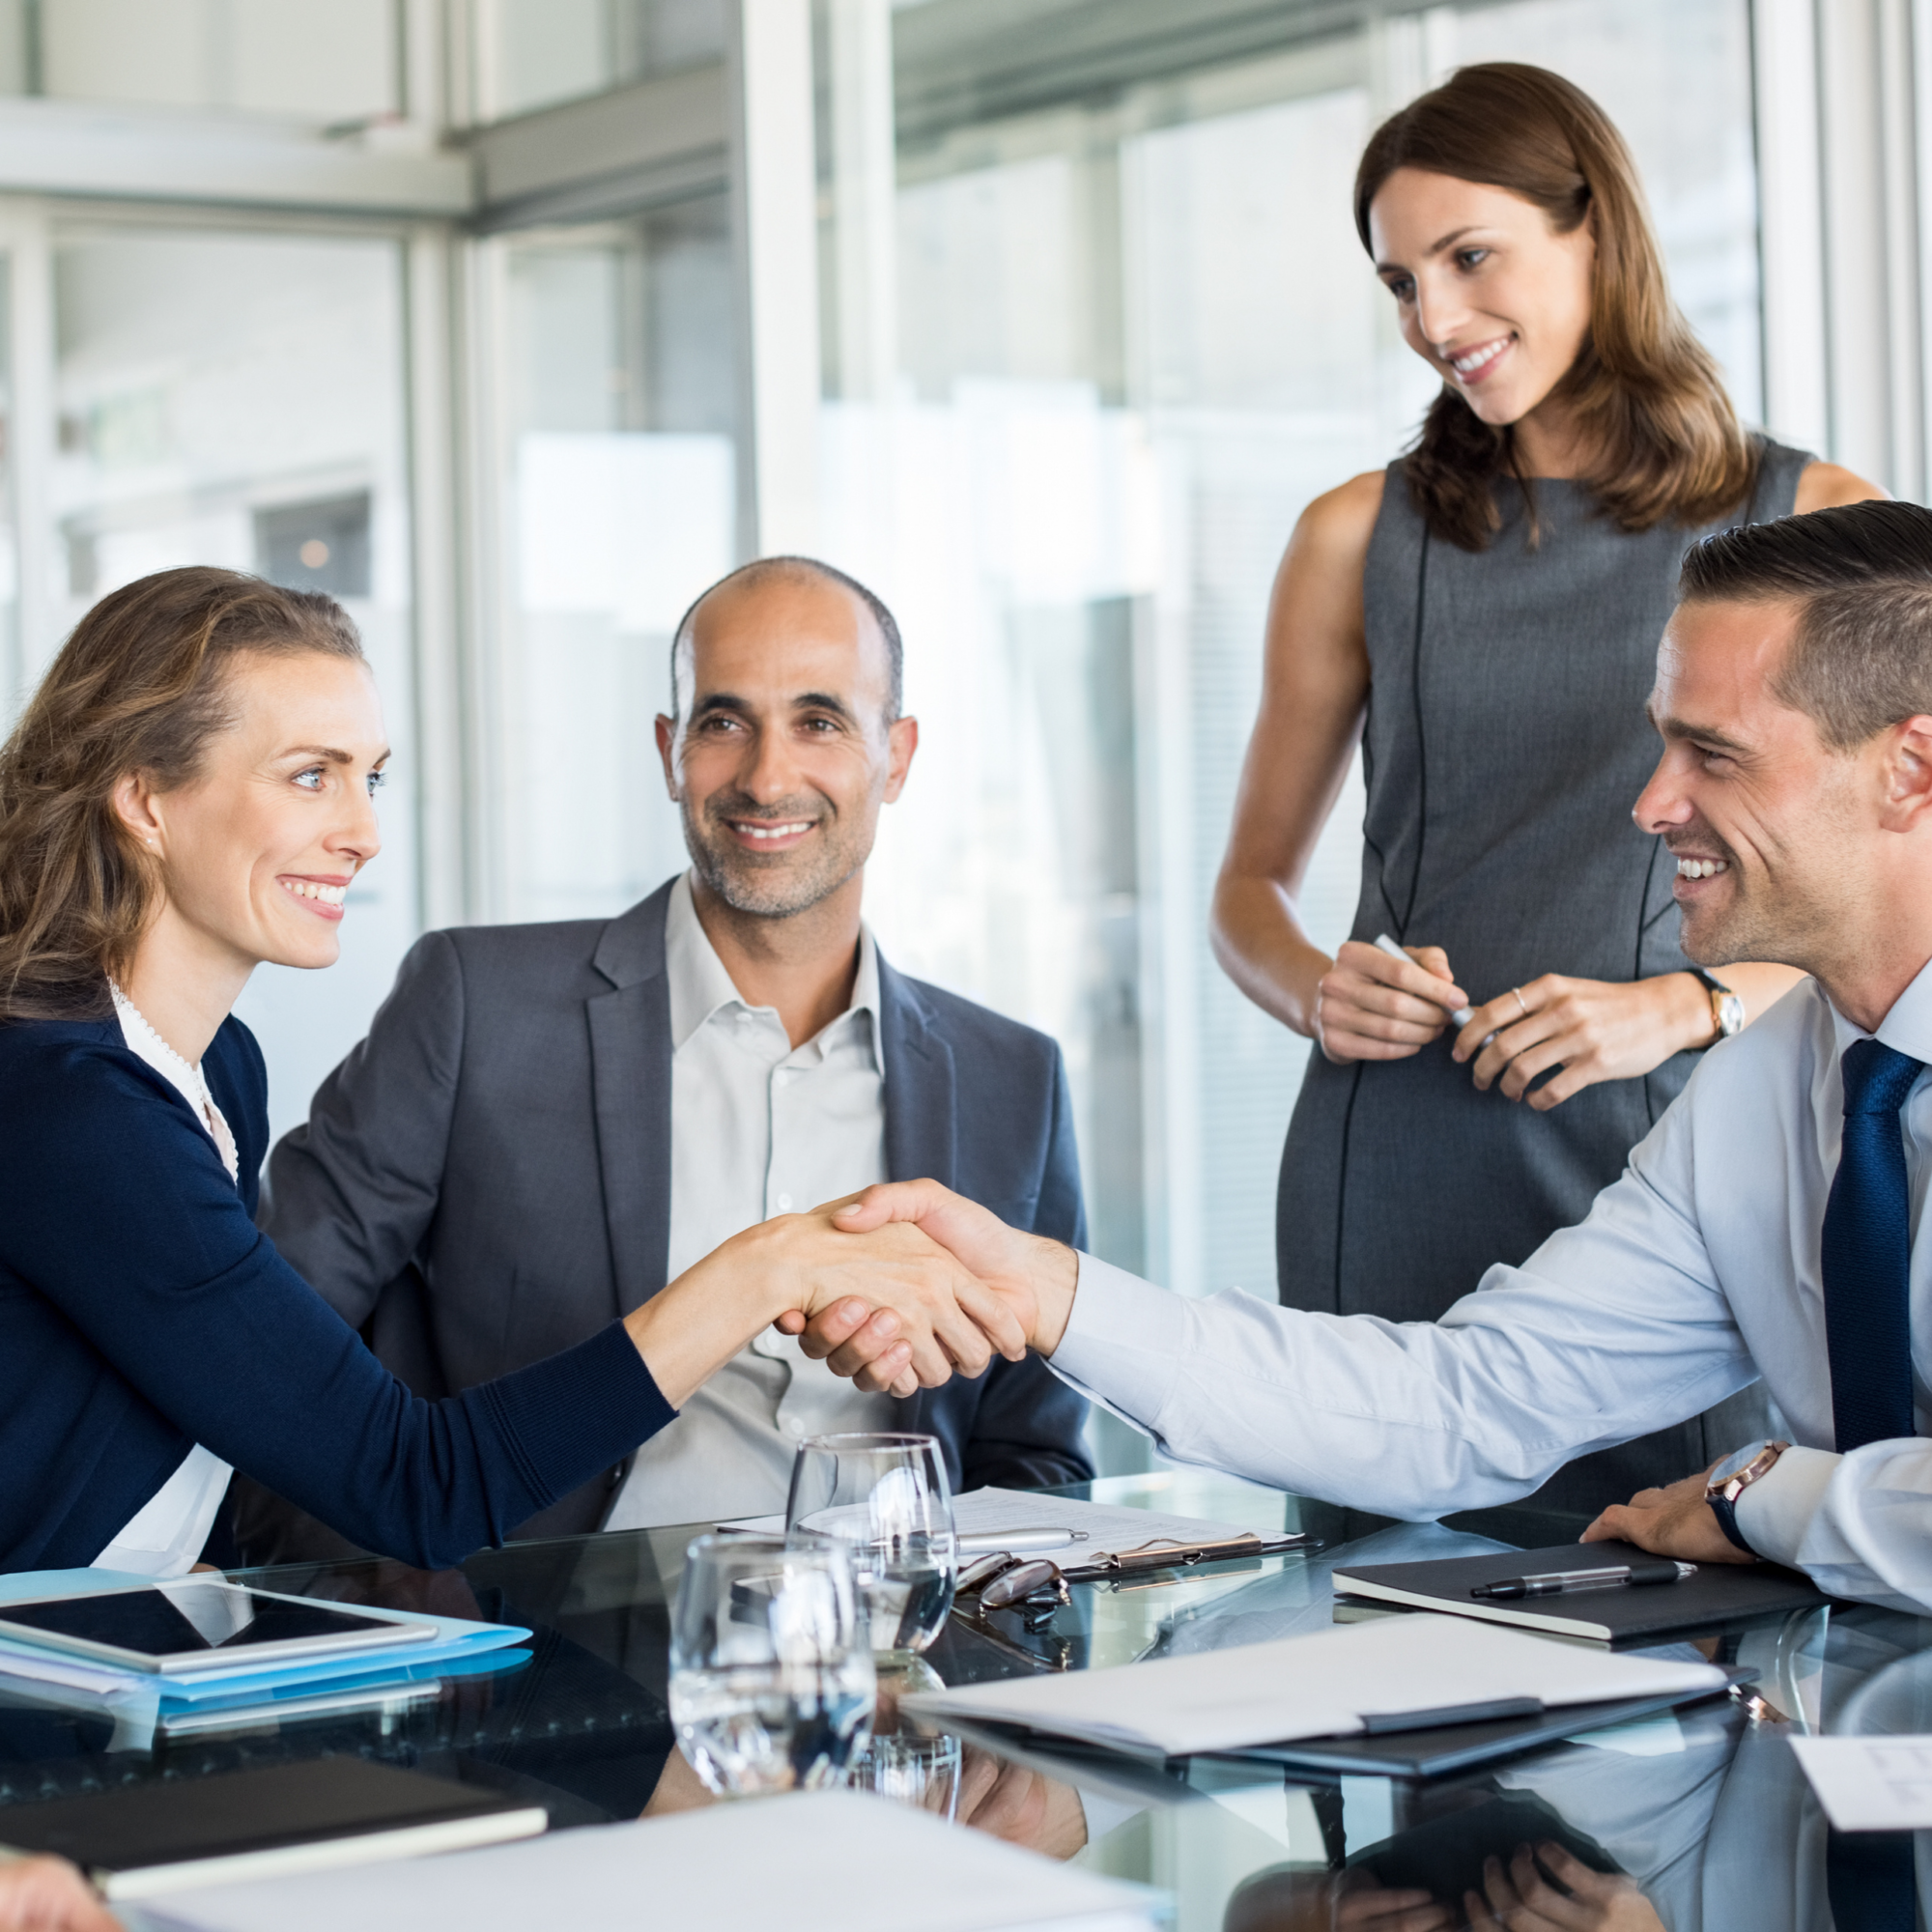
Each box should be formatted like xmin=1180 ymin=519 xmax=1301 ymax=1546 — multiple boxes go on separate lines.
xmin=1822 ymin=1037 xmax=1924 ymax=1453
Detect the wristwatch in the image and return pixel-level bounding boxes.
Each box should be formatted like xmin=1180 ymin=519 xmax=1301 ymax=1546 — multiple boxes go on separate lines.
xmin=1704 ymin=1438 xmax=1789 ymax=1555
xmin=1691 ymin=969 xmax=1746 ymax=1046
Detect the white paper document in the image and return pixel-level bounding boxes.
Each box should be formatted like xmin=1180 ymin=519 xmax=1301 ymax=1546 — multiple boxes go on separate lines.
xmin=130 ymin=1789 xmax=1163 ymax=1932
xmin=901 ymin=1613 xmax=1727 ymax=1757
xmin=1790 ymin=1735 xmax=1932 ymax=1831
xmin=721 ymin=1486 xmax=1285 ymax=1562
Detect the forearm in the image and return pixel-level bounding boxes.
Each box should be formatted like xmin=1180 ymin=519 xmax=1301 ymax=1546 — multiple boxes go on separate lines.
xmin=1735 ymin=1439 xmax=1932 ymax=1610
xmin=1720 ymin=962 xmax=1807 ymax=1026
xmin=623 ymin=1248 xmax=788 ymax=1409
xmin=1208 ymin=875 xmax=1331 ymax=1037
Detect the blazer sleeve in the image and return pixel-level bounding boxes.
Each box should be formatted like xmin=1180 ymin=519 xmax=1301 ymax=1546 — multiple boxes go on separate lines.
xmin=261 ymin=929 xmax=467 ymax=1328
xmin=953 ymin=1046 xmax=1094 ymax=1492
xmin=11 ymin=1043 xmax=675 ymax=1571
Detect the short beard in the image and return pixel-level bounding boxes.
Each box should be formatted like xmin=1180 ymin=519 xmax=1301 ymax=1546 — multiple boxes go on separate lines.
xmin=680 ymin=788 xmax=871 ymax=921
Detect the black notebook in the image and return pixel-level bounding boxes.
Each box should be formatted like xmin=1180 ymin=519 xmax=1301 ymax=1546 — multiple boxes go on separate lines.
xmin=1333 ymin=1539 xmax=1832 ymax=1643
xmin=0 ymin=1757 xmax=548 ymax=1901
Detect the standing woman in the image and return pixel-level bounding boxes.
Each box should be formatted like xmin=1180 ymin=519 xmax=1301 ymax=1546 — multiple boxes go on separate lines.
xmin=1211 ymin=65 xmax=1880 ymax=1508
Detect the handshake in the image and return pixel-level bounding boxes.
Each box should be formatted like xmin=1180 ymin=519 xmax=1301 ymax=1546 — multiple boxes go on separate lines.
xmin=755 ymin=1181 xmax=1081 ymax=1402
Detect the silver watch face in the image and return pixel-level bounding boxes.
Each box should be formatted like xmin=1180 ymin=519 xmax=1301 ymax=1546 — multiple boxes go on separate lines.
xmin=1709 ymin=1439 xmax=1775 ymax=1488
xmin=1717 ymin=992 xmax=1747 ymax=1037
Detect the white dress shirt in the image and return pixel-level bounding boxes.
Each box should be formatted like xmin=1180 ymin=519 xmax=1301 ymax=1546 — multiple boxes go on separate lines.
xmin=606 ymin=874 xmax=895 ymax=1528
xmin=1052 ymin=958 xmax=1932 ymax=1612
xmin=94 ymin=986 xmax=239 ymax=1577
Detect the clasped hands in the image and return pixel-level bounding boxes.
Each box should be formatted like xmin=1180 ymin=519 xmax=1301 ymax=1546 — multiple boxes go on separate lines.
xmin=757 ymin=1182 xmax=1072 ymax=1399
xmin=1315 ymin=939 xmax=1711 ymax=1109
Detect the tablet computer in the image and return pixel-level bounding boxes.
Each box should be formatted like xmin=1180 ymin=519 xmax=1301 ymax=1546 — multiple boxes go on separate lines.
xmin=0 ymin=1581 xmax=435 ymax=1675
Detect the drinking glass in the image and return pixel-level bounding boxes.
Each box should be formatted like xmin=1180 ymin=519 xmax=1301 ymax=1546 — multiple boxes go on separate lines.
xmin=668 ymin=1533 xmax=876 ymax=1796
xmin=847 ymin=1654 xmax=962 ymax=1816
xmin=786 ymin=1432 xmax=958 ymax=1659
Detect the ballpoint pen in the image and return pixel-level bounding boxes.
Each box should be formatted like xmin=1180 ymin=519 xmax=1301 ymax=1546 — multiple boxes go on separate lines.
xmin=1471 ymin=1560 xmax=1697 ymax=1600
xmin=955 ymin=1529 xmax=1090 ymax=1554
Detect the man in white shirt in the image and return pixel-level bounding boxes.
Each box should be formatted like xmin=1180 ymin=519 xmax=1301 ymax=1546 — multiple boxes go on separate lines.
xmin=808 ymin=499 xmax=1932 ymax=1614
xmin=245 ymin=556 xmax=1090 ymax=1557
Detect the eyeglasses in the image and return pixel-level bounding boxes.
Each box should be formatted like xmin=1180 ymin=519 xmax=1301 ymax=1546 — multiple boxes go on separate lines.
xmin=955 ymin=1548 xmax=1070 ymax=1630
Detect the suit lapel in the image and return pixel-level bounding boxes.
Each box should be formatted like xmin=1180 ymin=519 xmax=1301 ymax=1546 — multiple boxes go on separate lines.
xmin=588 ymin=883 xmax=677 ymax=1316
xmin=880 ymin=955 xmax=956 ymax=1440
xmin=880 ymin=955 xmax=956 ymax=1191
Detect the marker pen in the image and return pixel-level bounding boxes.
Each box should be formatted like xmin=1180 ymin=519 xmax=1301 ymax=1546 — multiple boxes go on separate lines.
xmin=1373 ymin=933 xmax=1479 ymax=1030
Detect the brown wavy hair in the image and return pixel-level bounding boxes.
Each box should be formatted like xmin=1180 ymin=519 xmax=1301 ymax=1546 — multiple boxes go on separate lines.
xmin=1354 ymin=63 xmax=1758 ymax=551
xmin=0 ymin=566 xmax=363 ymax=1021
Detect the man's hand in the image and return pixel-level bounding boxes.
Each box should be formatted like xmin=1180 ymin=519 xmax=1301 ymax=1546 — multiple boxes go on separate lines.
xmin=807 ymin=1182 xmax=1077 ymax=1389
xmin=1580 ymin=1466 xmax=1755 ymax=1565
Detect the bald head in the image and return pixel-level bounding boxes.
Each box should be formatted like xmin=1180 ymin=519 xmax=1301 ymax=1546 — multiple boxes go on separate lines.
xmin=669 ymin=556 xmax=903 ymax=727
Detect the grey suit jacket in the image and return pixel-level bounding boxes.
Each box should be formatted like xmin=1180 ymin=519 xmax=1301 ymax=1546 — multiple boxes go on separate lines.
xmin=242 ymin=879 xmax=1093 ymax=1558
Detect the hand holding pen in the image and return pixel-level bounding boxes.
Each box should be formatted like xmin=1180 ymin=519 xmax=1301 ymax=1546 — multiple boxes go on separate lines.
xmin=1312 ymin=936 xmax=1469 ymax=1065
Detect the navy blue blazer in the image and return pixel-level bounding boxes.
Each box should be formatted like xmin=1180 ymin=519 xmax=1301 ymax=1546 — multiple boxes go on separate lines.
xmin=0 ymin=1014 xmax=673 ymax=1574
xmin=254 ymin=878 xmax=1093 ymax=1549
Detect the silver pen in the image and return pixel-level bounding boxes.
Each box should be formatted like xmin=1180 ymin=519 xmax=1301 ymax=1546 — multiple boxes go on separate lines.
xmin=955 ymin=1529 xmax=1090 ymax=1554
xmin=1374 ymin=934 xmax=1489 ymax=1038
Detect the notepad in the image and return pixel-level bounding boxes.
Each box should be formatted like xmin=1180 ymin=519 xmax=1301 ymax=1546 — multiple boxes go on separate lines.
xmin=1331 ymin=1540 xmax=1832 ymax=1642
xmin=899 ymin=1612 xmax=1727 ymax=1757
xmin=0 ymin=1758 xmax=547 ymax=1900
xmin=129 ymin=1789 xmax=1164 ymax=1932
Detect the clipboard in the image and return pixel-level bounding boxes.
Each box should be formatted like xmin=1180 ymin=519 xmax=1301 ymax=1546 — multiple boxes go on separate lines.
xmin=1060 ymin=1532 xmax=1311 ymax=1582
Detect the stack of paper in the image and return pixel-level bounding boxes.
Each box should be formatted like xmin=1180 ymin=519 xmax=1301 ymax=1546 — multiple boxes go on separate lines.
xmin=901 ymin=1613 xmax=1728 ymax=1757
xmin=724 ymin=1484 xmax=1292 ymax=1564
xmin=127 ymin=1789 xmax=1165 ymax=1932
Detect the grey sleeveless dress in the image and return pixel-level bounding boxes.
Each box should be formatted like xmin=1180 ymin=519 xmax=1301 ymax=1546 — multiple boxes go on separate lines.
xmin=1275 ymin=439 xmax=1811 ymax=1512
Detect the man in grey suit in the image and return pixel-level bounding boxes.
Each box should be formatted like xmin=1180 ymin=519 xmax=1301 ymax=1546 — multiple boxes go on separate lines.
xmin=239 ymin=555 xmax=1090 ymax=1560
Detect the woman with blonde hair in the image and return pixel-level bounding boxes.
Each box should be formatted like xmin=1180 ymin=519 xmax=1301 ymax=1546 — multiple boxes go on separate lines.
xmin=0 ymin=567 xmax=1005 ymax=1575
xmin=1211 ymin=64 xmax=1880 ymax=1504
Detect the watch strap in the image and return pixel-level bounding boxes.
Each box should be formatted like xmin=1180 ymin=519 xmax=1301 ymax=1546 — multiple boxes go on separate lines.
xmin=1690 ymin=968 xmax=1733 ymax=996
xmin=1709 ymin=1491 xmax=1756 ymax=1556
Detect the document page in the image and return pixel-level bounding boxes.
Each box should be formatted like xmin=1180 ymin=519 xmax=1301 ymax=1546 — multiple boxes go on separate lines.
xmin=131 ymin=1789 xmax=1163 ymax=1932
xmin=902 ymin=1613 xmax=1727 ymax=1757
xmin=721 ymin=1487 xmax=1290 ymax=1561
xmin=1790 ymin=1736 xmax=1932 ymax=1831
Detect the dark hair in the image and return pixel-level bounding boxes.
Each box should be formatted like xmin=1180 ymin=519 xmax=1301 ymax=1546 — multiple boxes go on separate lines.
xmin=669 ymin=555 xmax=904 ymax=723
xmin=0 ymin=567 xmax=364 ymax=1020
xmin=1678 ymin=501 xmax=1932 ymax=750
xmin=1354 ymin=63 xmax=1757 ymax=551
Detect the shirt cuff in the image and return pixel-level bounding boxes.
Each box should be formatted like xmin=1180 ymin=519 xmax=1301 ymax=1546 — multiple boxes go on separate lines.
xmin=1733 ymin=1444 xmax=1840 ymax=1566
xmin=1047 ymin=1253 xmax=1187 ymax=1430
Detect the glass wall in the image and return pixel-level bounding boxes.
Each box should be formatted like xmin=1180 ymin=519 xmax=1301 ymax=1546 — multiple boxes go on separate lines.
xmin=472 ymin=0 xmax=724 ymax=120
xmin=46 ymin=220 xmax=416 ymax=1144
xmin=485 ymin=194 xmax=737 ymax=923
xmin=0 ymin=0 xmax=399 ymax=118
xmin=816 ymin=0 xmax=1762 ymax=1307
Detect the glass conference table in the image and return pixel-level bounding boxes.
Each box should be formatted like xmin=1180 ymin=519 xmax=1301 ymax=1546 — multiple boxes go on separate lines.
xmin=1 ymin=1470 xmax=1923 ymax=1930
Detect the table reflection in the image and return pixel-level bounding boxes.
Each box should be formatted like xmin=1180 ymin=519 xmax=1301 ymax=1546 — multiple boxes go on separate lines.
xmin=0 ymin=1474 xmax=1926 ymax=1931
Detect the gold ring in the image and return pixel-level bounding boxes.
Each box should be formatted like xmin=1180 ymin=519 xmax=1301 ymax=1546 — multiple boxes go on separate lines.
xmin=1511 ymin=987 xmax=1530 ymax=1020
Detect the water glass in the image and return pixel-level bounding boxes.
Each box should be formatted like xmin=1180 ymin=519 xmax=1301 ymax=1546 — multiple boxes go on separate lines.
xmin=668 ymin=1533 xmax=876 ymax=1797
xmin=847 ymin=1655 xmax=962 ymax=1817
xmin=786 ymin=1432 xmax=958 ymax=1659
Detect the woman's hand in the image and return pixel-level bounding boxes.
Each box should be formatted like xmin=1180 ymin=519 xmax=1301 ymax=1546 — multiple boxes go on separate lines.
xmin=1316 ymin=940 xmax=1467 ymax=1064
xmin=780 ymin=1182 xmax=1068 ymax=1390
xmin=1464 ymin=1843 xmax=1663 ymax=1931
xmin=625 ymin=1203 xmax=1024 ymax=1408
xmin=1453 ymin=972 xmax=1711 ymax=1109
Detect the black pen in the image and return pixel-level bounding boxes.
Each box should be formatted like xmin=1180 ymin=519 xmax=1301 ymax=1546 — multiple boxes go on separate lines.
xmin=1471 ymin=1560 xmax=1696 ymax=1600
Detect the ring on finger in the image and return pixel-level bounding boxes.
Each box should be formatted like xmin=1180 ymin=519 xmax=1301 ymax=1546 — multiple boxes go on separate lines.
xmin=1510 ymin=986 xmax=1530 ymax=1020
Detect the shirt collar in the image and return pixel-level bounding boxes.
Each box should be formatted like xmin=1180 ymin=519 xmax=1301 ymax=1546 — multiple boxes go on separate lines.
xmin=1826 ymin=952 xmax=1932 ymax=1066
xmin=664 ymin=870 xmax=884 ymax=1070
